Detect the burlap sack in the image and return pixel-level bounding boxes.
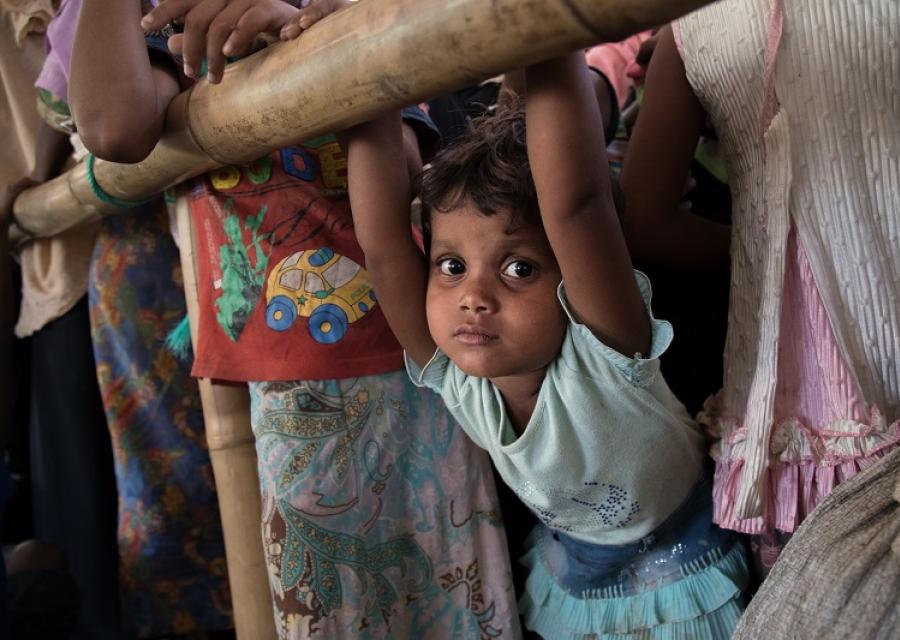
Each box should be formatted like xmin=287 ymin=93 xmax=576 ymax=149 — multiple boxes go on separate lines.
xmin=734 ymin=447 xmax=900 ymax=639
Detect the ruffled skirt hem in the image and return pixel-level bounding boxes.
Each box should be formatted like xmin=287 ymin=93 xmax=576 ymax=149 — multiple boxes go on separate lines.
xmin=519 ymin=536 xmax=748 ymax=639
xmin=707 ymin=410 xmax=900 ymax=534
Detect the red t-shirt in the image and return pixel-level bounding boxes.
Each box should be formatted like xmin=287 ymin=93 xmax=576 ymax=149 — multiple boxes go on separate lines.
xmin=188 ymin=135 xmax=403 ymax=381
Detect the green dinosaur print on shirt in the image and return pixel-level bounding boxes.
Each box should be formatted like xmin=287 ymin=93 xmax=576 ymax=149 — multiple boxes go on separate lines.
xmin=215 ymin=200 xmax=269 ymax=341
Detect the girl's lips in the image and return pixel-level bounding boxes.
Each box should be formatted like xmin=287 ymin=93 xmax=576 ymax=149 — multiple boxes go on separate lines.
xmin=453 ymin=326 xmax=498 ymax=346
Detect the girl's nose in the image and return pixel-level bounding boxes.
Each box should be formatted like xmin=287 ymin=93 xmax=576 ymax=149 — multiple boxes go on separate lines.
xmin=458 ymin=274 xmax=497 ymax=313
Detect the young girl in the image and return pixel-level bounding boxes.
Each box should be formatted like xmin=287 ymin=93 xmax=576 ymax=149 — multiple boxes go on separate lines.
xmin=344 ymin=51 xmax=748 ymax=639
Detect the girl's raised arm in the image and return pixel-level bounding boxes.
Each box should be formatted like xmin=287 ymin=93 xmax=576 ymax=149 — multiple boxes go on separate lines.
xmin=344 ymin=113 xmax=437 ymax=368
xmin=70 ymin=0 xmax=182 ymax=163
xmin=525 ymin=52 xmax=649 ymax=358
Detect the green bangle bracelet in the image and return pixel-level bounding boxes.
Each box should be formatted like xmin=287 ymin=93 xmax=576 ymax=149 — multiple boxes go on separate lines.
xmin=85 ymin=154 xmax=155 ymax=209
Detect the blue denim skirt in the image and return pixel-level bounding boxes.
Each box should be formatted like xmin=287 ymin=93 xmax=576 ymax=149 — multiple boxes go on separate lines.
xmin=519 ymin=474 xmax=749 ymax=639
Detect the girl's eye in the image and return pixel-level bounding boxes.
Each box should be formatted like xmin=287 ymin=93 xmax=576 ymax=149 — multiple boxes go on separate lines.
xmin=438 ymin=258 xmax=466 ymax=276
xmin=502 ymin=260 xmax=534 ymax=279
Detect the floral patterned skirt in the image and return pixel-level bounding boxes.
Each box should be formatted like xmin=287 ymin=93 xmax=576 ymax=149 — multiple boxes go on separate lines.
xmin=250 ymin=374 xmax=521 ymax=639
xmin=88 ymin=205 xmax=232 ymax=637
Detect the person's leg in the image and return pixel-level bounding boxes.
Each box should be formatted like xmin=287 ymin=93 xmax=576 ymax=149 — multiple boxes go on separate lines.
xmin=29 ymin=297 xmax=124 ymax=639
xmin=88 ymin=209 xmax=232 ymax=638
xmin=6 ymin=540 xmax=82 ymax=639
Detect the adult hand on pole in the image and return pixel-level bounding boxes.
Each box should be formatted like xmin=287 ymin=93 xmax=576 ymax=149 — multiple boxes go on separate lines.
xmin=279 ymin=0 xmax=352 ymax=40
xmin=141 ymin=0 xmax=300 ymax=84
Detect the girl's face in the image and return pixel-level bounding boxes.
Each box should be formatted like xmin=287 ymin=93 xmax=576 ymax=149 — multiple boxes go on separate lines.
xmin=425 ymin=204 xmax=567 ymax=381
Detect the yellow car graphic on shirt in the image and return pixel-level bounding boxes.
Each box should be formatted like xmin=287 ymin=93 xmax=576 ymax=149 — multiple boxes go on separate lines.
xmin=264 ymin=248 xmax=377 ymax=344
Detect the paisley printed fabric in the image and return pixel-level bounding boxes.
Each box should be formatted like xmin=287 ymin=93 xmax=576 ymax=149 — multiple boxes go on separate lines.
xmin=250 ymin=373 xmax=521 ymax=639
xmin=88 ymin=205 xmax=233 ymax=637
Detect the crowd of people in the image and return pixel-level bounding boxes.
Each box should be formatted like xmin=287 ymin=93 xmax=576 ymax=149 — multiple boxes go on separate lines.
xmin=1 ymin=0 xmax=897 ymax=638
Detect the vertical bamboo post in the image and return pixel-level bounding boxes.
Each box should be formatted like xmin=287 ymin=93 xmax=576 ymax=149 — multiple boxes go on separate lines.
xmin=175 ymin=197 xmax=276 ymax=639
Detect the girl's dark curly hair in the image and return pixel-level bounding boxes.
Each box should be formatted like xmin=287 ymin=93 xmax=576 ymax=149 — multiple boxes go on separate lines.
xmin=418 ymin=102 xmax=541 ymax=232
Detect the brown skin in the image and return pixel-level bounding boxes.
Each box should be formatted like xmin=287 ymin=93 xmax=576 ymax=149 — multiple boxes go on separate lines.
xmin=500 ymin=66 xmax=616 ymax=140
xmin=138 ymin=0 xmax=429 ymax=165
xmin=140 ymin=0 xmax=300 ymax=84
xmin=74 ymin=0 xmax=413 ymax=165
xmin=339 ymin=111 xmax=437 ymax=362
xmin=620 ymin=26 xmax=730 ymax=267
xmin=347 ymin=52 xmax=649 ymax=433
xmin=71 ymin=0 xmax=311 ymax=158
xmin=6 ymin=539 xmax=67 ymax=574
xmin=425 ymin=206 xmax=567 ymax=430
xmin=524 ymin=53 xmax=648 ymax=356
xmin=69 ymin=0 xmax=183 ymax=163
xmin=140 ymin=0 xmax=351 ymax=85
xmin=277 ymin=0 xmax=351 ymax=40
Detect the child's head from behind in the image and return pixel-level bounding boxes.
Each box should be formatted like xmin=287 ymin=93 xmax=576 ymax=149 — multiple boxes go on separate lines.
xmin=419 ymin=106 xmax=567 ymax=380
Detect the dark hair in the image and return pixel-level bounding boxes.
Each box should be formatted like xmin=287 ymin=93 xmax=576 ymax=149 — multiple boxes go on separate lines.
xmin=418 ymin=103 xmax=540 ymax=231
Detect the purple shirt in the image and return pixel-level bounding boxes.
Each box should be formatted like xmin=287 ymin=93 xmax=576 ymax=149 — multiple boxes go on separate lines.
xmin=34 ymin=0 xmax=80 ymax=99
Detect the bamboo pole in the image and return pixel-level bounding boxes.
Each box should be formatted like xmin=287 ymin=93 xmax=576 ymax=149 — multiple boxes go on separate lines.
xmin=11 ymin=0 xmax=713 ymax=239
xmin=175 ymin=197 xmax=276 ymax=639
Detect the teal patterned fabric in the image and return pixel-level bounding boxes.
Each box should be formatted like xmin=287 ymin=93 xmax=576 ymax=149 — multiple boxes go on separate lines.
xmin=250 ymin=374 xmax=522 ymax=639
